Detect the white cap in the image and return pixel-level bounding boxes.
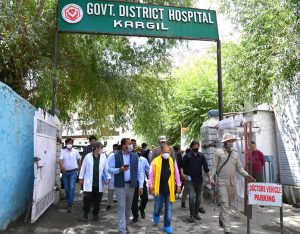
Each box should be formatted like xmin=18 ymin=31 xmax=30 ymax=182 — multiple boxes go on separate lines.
xmin=159 ymin=136 xmax=167 ymax=142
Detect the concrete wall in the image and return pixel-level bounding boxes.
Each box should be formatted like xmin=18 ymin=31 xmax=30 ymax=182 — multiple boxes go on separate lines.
xmin=273 ymin=85 xmax=300 ymax=205
xmin=0 ymin=82 xmax=36 ymax=230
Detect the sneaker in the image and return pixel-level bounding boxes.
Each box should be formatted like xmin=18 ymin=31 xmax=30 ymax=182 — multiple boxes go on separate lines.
xmin=106 ymin=205 xmax=112 ymax=210
xmin=153 ymin=212 xmax=160 ymax=225
xmin=139 ymin=208 xmax=145 ymax=219
xmin=67 ymin=206 xmax=72 ymax=213
xmin=194 ymin=214 xmax=201 ymax=220
xmin=199 ymin=207 xmax=206 ymax=214
xmin=163 ymin=226 xmax=173 ymax=234
xmin=132 ymin=216 xmax=138 ymax=223
xmin=189 ymin=216 xmax=195 ymax=223
xmin=181 ymin=202 xmax=186 ymax=208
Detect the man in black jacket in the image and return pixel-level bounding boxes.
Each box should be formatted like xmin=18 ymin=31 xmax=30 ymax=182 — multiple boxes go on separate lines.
xmin=182 ymin=141 xmax=211 ymax=223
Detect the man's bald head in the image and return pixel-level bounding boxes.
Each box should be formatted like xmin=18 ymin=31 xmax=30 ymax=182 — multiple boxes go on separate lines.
xmin=161 ymin=145 xmax=171 ymax=154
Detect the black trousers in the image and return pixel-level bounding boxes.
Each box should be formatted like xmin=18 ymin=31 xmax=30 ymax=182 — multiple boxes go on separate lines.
xmin=83 ymin=187 xmax=103 ymax=216
xmin=187 ymin=181 xmax=203 ymax=217
xmin=131 ymin=181 xmax=148 ymax=218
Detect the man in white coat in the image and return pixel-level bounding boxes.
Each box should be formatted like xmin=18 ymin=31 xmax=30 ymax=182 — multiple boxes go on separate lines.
xmin=79 ymin=142 xmax=111 ymax=222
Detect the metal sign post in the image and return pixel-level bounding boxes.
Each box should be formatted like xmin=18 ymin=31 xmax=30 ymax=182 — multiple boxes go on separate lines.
xmin=217 ymin=39 xmax=223 ymax=120
xmin=51 ymin=30 xmax=59 ymax=116
xmin=280 ymin=206 xmax=283 ymax=234
xmin=243 ymin=121 xmax=253 ymax=234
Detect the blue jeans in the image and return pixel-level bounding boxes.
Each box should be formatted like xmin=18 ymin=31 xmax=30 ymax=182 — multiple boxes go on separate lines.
xmin=154 ymin=193 xmax=172 ymax=227
xmin=62 ymin=169 xmax=77 ymax=207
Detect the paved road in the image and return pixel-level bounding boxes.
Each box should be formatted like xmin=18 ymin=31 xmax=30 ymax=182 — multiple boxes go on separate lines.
xmin=3 ymin=188 xmax=300 ymax=234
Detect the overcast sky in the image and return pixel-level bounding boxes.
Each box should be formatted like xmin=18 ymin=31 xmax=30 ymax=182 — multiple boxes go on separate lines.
xmin=170 ymin=0 xmax=239 ymax=66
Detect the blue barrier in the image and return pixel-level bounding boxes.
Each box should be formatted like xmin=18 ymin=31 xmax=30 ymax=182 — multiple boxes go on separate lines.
xmin=0 ymin=82 xmax=36 ymax=230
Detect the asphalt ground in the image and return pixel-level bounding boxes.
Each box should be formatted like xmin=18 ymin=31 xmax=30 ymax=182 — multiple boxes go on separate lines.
xmin=3 ymin=186 xmax=299 ymax=234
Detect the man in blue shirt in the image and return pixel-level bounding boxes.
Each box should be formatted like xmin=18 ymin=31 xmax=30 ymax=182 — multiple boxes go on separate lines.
xmin=131 ymin=146 xmax=150 ymax=222
xmin=106 ymin=143 xmax=120 ymax=210
xmin=108 ymin=138 xmax=144 ymax=234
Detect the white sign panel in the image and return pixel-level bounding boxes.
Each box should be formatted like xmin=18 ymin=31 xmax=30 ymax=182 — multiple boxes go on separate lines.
xmin=248 ymin=183 xmax=282 ymax=207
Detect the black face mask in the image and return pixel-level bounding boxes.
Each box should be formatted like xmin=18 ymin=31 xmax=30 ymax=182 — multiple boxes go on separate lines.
xmin=192 ymin=148 xmax=199 ymax=153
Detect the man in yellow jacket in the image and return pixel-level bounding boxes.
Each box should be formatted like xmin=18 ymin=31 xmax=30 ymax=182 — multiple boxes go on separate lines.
xmin=148 ymin=145 xmax=181 ymax=234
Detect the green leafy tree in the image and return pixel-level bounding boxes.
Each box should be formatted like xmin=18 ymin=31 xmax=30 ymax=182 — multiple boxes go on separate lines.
xmin=134 ymin=0 xmax=300 ymax=144
xmin=220 ymin=0 xmax=300 ymax=105
xmin=164 ymin=56 xmax=240 ymax=143
xmin=0 ymin=0 xmax=194 ymax=137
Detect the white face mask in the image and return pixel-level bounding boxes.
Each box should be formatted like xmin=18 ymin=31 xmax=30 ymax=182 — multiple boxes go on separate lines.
xmin=162 ymin=153 xmax=170 ymax=159
xmin=66 ymin=144 xmax=72 ymax=149
xmin=127 ymin=144 xmax=134 ymax=152
xmin=225 ymin=142 xmax=234 ymax=149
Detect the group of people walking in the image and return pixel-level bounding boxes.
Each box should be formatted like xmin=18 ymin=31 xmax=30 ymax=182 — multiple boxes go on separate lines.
xmin=59 ymin=133 xmax=263 ymax=234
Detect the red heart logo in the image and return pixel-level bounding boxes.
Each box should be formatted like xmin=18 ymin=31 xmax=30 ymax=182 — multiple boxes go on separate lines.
xmin=62 ymin=4 xmax=83 ymax=23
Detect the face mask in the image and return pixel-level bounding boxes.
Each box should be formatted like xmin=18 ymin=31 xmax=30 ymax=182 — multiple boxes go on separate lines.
xmin=66 ymin=144 xmax=72 ymax=149
xmin=192 ymin=148 xmax=199 ymax=153
xmin=162 ymin=153 xmax=170 ymax=159
xmin=225 ymin=142 xmax=234 ymax=149
xmin=127 ymin=144 xmax=134 ymax=152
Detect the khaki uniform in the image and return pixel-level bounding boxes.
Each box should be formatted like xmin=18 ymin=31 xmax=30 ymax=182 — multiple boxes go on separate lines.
xmin=211 ymin=148 xmax=249 ymax=233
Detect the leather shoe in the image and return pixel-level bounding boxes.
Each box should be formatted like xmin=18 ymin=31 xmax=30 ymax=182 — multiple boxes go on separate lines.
xmin=181 ymin=202 xmax=186 ymax=208
xmin=193 ymin=214 xmax=201 ymax=220
xmin=83 ymin=213 xmax=88 ymax=222
xmin=140 ymin=208 xmax=145 ymax=219
xmin=132 ymin=216 xmax=138 ymax=223
xmin=188 ymin=216 xmax=195 ymax=223
xmin=106 ymin=205 xmax=112 ymax=210
xmin=225 ymin=232 xmax=232 ymax=234
xmin=219 ymin=220 xmax=224 ymax=227
xmin=199 ymin=207 xmax=206 ymax=214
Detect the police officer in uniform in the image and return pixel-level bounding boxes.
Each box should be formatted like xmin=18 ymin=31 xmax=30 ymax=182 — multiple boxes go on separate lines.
xmin=211 ymin=134 xmax=255 ymax=234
